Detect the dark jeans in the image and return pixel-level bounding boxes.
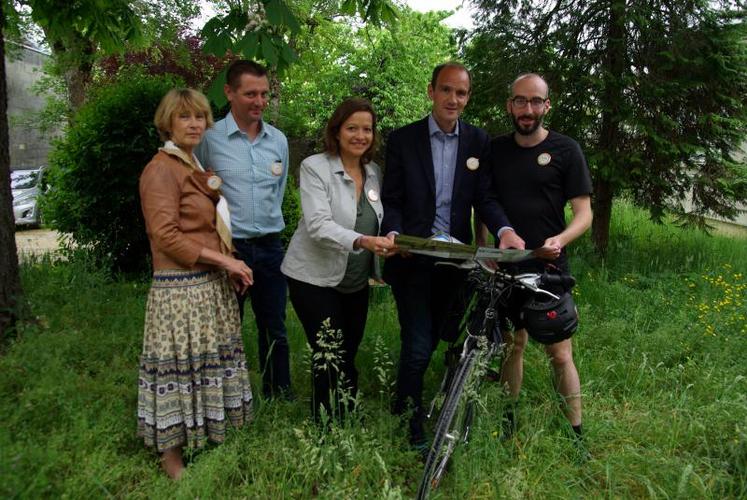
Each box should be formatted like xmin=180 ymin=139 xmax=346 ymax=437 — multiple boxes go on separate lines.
xmin=391 ymin=258 xmax=467 ymax=443
xmin=287 ymin=277 xmax=369 ymax=421
xmin=233 ymin=235 xmax=291 ymax=397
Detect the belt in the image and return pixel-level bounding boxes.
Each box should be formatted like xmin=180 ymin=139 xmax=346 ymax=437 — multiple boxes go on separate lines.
xmin=233 ymin=233 xmax=281 ymax=244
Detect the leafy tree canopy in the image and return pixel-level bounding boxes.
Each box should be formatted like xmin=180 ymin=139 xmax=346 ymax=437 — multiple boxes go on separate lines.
xmin=3 ymin=0 xmax=200 ymax=110
xmin=279 ymin=6 xmax=456 ymax=140
xmin=98 ymin=30 xmax=229 ymax=91
xmin=199 ymin=0 xmax=400 ymax=106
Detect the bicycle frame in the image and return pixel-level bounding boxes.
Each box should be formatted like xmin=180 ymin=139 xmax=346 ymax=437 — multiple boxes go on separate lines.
xmin=418 ymin=263 xmax=568 ymax=499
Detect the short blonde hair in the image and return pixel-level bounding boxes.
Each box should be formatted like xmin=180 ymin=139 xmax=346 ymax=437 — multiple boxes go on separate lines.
xmin=153 ymin=88 xmax=214 ymax=141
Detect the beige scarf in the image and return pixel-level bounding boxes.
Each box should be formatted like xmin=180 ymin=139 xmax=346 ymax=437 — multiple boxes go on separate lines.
xmin=160 ymin=141 xmax=234 ymax=254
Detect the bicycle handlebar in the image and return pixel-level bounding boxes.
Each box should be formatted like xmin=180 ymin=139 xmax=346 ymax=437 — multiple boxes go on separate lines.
xmin=437 ymin=259 xmax=574 ymax=301
xmin=540 ymin=273 xmax=576 ymax=289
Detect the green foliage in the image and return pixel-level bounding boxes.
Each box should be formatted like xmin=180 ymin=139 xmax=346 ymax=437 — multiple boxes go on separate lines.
xmin=42 ymin=71 xmax=180 ymax=274
xmin=201 ymin=2 xmax=299 ymax=68
xmin=2 ymin=202 xmax=747 ymax=497
xmin=23 ymin=0 xmax=142 ymax=54
xmin=340 ymin=0 xmax=398 ymax=25
xmin=199 ymin=0 xmax=400 ymax=107
xmin=130 ymin=0 xmax=200 ymax=44
xmin=3 ymin=1 xmax=197 ymax=137
xmin=200 ymin=0 xmax=302 ymax=106
xmin=15 ymin=0 xmax=145 ymax=102
xmin=97 ymin=30 xmax=230 ymax=92
xmin=279 ymin=7 xmax=455 ymax=139
xmin=280 ymin=173 xmax=300 ymax=248
xmin=200 ymin=0 xmax=399 ymax=65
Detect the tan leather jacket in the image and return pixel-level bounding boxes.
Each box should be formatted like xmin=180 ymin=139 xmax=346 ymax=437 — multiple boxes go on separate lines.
xmin=139 ymin=150 xmax=223 ymax=271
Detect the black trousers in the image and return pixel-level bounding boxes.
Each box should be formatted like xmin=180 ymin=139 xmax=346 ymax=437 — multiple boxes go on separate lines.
xmin=233 ymin=235 xmax=291 ymax=397
xmin=390 ymin=258 xmax=468 ymax=443
xmin=287 ymin=277 xmax=369 ymax=420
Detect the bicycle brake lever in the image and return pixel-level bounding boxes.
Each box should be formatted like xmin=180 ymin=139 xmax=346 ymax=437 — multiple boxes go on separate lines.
xmin=534 ymin=288 xmax=560 ymax=300
xmin=514 ymin=273 xmax=560 ymax=300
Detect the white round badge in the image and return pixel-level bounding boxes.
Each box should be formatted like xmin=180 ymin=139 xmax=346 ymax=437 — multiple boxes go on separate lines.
xmin=537 ymin=153 xmax=552 ymax=166
xmin=271 ymin=162 xmax=284 ymax=176
xmin=367 ymin=189 xmax=379 ymax=202
xmin=207 ymin=175 xmax=222 ymax=190
xmin=466 ymin=157 xmax=479 ymax=171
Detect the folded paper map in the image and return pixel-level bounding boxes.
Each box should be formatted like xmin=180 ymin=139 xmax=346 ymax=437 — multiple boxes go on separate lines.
xmin=394 ymin=234 xmax=537 ymax=263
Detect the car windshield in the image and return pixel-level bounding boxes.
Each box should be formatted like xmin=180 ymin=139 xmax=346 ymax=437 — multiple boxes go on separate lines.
xmin=11 ymin=170 xmax=40 ymax=190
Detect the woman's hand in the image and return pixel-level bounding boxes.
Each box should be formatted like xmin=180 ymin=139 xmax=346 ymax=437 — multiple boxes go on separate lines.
xmin=197 ymin=247 xmax=254 ymax=294
xmin=356 ymin=234 xmax=397 ymax=257
xmin=223 ymin=256 xmax=254 ymax=294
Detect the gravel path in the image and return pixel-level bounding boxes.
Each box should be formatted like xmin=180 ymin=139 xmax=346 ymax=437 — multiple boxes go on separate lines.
xmin=15 ymin=228 xmax=64 ymax=261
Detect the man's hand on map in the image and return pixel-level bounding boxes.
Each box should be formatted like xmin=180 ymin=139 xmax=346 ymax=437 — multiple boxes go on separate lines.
xmin=534 ymin=238 xmax=562 ymax=260
xmin=498 ymin=229 xmax=525 ymax=250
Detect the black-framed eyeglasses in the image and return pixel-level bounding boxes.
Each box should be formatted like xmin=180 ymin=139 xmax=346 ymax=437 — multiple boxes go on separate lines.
xmin=511 ymin=96 xmax=548 ymax=108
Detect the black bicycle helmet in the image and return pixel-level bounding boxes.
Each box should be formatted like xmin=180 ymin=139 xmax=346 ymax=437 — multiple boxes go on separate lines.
xmin=520 ymin=292 xmax=579 ymax=345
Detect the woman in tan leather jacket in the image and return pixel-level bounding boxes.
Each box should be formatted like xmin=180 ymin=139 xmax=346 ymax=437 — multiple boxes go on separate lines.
xmin=137 ymin=88 xmax=254 ymax=479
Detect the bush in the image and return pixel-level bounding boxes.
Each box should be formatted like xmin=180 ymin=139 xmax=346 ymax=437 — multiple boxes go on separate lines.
xmin=281 ymin=174 xmax=301 ymax=248
xmin=43 ymin=71 xmax=182 ymax=274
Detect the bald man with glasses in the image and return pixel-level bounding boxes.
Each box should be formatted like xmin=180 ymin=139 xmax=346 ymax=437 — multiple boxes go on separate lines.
xmin=480 ymin=73 xmax=593 ymax=452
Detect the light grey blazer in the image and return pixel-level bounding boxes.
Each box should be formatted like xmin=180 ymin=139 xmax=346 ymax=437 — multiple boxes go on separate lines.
xmin=281 ymin=152 xmax=384 ymax=287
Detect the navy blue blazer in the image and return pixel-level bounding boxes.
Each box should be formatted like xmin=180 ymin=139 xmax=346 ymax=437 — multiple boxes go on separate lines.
xmin=381 ymin=117 xmax=510 ymax=242
xmin=381 ymin=117 xmax=511 ymax=282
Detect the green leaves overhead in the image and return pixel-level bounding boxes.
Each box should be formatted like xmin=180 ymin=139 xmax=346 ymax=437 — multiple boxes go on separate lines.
xmin=280 ymin=8 xmax=453 ymax=138
xmin=200 ymin=1 xmax=299 ymax=76
xmin=199 ymin=0 xmax=399 ymax=108
xmin=23 ymin=0 xmax=143 ymax=54
xmin=200 ymin=0 xmax=398 ymax=70
xmin=264 ymin=0 xmax=300 ymax=33
xmin=340 ymin=0 xmax=398 ymax=25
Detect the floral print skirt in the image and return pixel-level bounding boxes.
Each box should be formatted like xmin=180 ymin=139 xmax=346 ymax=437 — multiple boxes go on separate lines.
xmin=137 ymin=269 xmax=253 ymax=452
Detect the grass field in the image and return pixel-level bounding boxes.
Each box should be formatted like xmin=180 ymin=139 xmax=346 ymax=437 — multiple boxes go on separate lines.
xmin=2 ymin=200 xmax=746 ymax=498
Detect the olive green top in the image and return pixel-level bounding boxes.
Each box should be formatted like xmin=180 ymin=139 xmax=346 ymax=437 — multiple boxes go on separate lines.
xmin=335 ymin=195 xmax=379 ymax=293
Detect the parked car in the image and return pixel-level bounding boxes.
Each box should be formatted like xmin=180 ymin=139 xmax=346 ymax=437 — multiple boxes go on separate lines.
xmin=11 ymin=166 xmax=47 ymax=227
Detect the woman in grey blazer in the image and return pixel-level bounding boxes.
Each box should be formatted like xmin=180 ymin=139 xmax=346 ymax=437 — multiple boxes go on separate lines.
xmin=281 ymin=98 xmax=395 ymax=421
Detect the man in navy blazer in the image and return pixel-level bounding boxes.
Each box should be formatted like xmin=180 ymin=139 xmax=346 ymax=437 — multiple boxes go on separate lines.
xmin=381 ymin=62 xmax=524 ymax=448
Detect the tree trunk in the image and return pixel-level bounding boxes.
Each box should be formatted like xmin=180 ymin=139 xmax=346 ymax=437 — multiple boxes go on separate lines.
xmin=593 ymin=0 xmax=626 ymax=256
xmin=591 ymin=178 xmax=614 ymax=256
xmin=50 ymin=34 xmax=96 ymax=112
xmin=268 ymin=68 xmax=281 ymax=126
xmin=0 ymin=12 xmax=25 ymax=338
xmin=64 ymin=61 xmax=93 ymax=111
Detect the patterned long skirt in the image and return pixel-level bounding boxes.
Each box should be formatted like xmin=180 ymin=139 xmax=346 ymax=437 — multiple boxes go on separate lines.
xmin=137 ymin=269 xmax=253 ymax=452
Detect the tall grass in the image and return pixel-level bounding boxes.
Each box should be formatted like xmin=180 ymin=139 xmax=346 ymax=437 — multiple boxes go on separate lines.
xmin=2 ymin=201 xmax=745 ymax=498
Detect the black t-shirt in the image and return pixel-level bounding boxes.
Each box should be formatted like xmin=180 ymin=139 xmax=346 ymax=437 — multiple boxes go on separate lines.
xmin=490 ymin=130 xmax=593 ymax=272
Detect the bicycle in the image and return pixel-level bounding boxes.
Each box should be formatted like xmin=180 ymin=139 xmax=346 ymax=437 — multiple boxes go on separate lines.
xmin=416 ymin=259 xmax=576 ymax=499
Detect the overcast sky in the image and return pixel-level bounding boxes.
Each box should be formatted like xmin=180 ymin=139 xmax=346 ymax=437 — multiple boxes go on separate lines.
xmin=405 ymin=0 xmax=475 ymax=30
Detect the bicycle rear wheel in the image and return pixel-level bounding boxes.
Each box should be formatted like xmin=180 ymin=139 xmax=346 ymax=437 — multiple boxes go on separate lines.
xmin=417 ymin=347 xmax=480 ymax=500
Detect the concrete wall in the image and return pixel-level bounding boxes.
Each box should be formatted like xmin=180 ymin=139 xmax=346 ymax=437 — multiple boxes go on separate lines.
xmin=729 ymin=143 xmax=747 ymax=227
xmin=679 ymin=141 xmax=747 ymax=228
xmin=5 ymin=41 xmax=56 ymax=170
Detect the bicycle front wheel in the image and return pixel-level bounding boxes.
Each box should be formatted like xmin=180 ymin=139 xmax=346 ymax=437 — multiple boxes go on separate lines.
xmin=417 ymin=347 xmax=480 ymax=500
